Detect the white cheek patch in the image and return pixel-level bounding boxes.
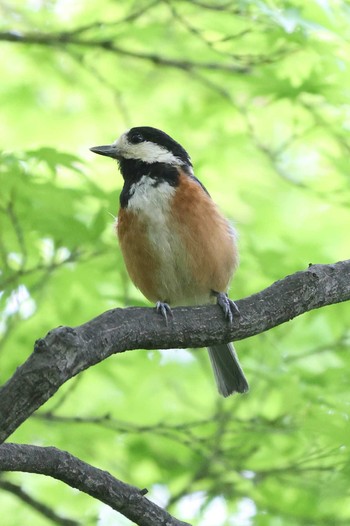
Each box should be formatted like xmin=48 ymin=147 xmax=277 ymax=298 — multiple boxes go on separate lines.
xmin=113 ymin=133 xmax=185 ymax=165
xmin=133 ymin=142 xmax=183 ymax=165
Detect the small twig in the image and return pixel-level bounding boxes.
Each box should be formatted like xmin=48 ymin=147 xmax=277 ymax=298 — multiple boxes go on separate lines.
xmin=64 ymin=0 xmax=160 ymax=35
xmin=7 ymin=199 xmax=28 ymax=268
xmin=34 ymin=411 xmax=211 ymax=455
xmin=0 ymin=480 xmax=80 ymax=526
xmin=0 ymin=31 xmax=251 ymax=74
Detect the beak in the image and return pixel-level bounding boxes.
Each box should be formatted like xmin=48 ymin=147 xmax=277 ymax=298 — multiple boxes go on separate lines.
xmin=90 ymin=144 xmax=120 ymax=159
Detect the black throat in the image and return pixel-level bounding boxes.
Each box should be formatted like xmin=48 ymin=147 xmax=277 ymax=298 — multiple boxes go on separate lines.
xmin=118 ymin=158 xmax=181 ymax=208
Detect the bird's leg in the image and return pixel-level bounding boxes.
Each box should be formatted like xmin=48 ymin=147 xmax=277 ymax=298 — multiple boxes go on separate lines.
xmin=155 ymin=301 xmax=173 ymax=326
xmin=212 ymin=291 xmax=240 ymax=324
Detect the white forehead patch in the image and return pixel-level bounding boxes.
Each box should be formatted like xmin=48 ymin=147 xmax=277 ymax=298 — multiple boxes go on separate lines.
xmin=113 ymin=131 xmax=186 ymax=165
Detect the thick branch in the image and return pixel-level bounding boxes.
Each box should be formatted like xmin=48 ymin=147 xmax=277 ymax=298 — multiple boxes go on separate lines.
xmin=0 ymin=261 xmax=349 ymax=443
xmin=0 ymin=443 xmax=190 ymax=526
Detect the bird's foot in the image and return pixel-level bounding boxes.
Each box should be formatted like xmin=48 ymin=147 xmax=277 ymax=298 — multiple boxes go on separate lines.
xmin=155 ymin=301 xmax=173 ymax=326
xmin=212 ymin=291 xmax=240 ymax=324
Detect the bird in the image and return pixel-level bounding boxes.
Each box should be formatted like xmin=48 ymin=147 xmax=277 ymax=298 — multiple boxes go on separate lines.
xmin=90 ymin=126 xmax=248 ymax=397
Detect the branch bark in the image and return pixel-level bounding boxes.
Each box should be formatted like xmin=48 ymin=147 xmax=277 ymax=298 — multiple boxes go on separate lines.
xmin=0 ymin=443 xmax=191 ymax=526
xmin=0 ymin=260 xmax=349 ymax=444
xmin=0 ymin=260 xmax=349 ymax=526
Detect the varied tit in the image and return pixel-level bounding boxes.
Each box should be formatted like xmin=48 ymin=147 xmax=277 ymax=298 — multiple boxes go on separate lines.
xmin=90 ymin=126 xmax=248 ymax=397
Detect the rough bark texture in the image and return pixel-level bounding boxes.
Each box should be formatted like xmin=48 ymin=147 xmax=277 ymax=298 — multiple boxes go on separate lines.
xmin=1 ymin=261 xmax=349 ymax=444
xmin=0 ymin=443 xmax=191 ymax=526
xmin=0 ymin=260 xmax=349 ymax=526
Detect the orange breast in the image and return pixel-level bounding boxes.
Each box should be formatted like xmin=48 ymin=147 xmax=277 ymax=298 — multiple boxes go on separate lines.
xmin=171 ymin=172 xmax=238 ymax=301
xmin=117 ymin=208 xmax=162 ymax=302
xmin=117 ymin=172 xmax=238 ymax=306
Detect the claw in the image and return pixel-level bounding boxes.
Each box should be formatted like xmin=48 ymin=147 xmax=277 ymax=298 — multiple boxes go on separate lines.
xmin=156 ymin=301 xmax=173 ymax=325
xmin=213 ymin=291 xmax=240 ymax=324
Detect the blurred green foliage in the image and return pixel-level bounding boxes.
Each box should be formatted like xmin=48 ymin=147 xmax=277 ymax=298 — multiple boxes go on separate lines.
xmin=0 ymin=0 xmax=350 ymax=525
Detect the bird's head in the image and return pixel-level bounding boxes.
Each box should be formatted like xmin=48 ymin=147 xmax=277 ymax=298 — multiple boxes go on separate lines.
xmin=90 ymin=126 xmax=192 ymax=173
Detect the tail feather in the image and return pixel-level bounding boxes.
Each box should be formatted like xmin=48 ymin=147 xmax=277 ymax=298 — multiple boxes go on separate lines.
xmin=207 ymin=343 xmax=248 ymax=397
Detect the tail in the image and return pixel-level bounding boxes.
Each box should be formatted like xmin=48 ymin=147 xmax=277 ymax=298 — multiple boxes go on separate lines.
xmin=207 ymin=343 xmax=249 ymax=397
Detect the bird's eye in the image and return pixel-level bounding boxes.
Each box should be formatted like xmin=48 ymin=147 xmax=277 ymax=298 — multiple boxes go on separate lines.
xmin=129 ymin=133 xmax=144 ymax=144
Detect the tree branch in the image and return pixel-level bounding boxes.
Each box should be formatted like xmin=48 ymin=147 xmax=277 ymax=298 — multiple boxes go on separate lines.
xmin=0 ymin=443 xmax=191 ymax=526
xmin=0 ymin=30 xmax=250 ymax=74
xmin=0 ymin=260 xmax=349 ymax=444
xmin=0 ymin=480 xmax=80 ymax=526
